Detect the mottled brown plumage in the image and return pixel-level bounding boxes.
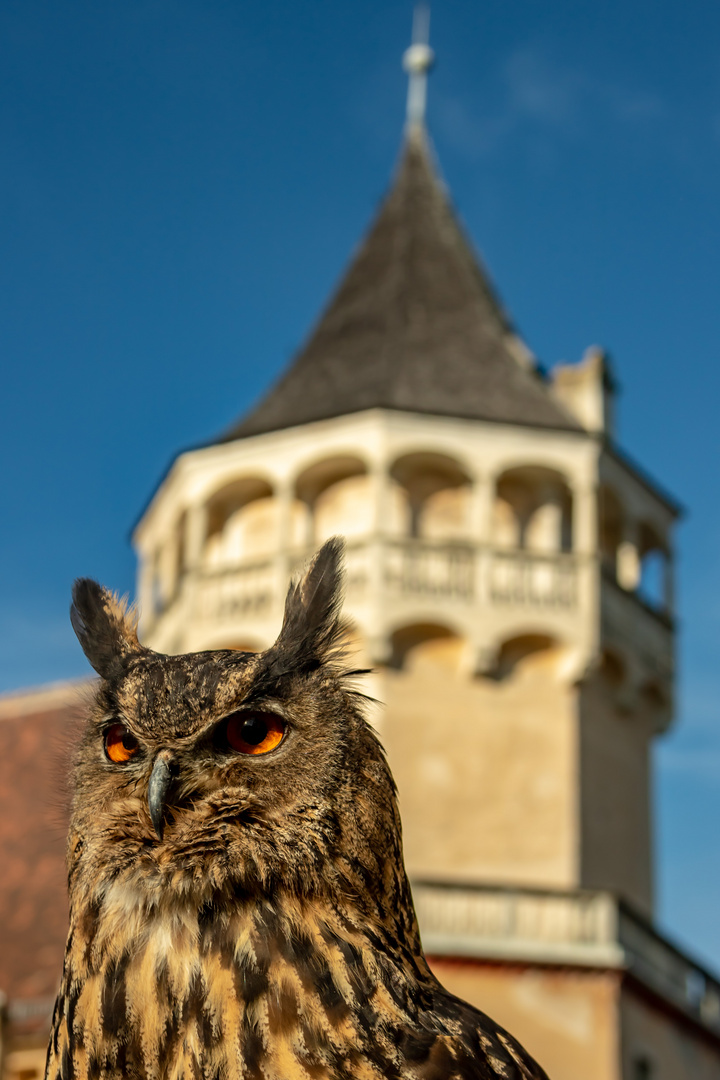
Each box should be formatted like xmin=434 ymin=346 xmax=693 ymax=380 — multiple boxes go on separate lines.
xmin=46 ymin=538 xmax=549 ymax=1080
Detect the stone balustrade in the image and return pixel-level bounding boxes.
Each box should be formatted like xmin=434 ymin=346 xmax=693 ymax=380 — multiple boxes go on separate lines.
xmin=413 ymin=880 xmax=621 ymax=967
xmin=488 ymin=549 xmax=577 ymax=609
xmin=142 ymin=537 xmax=673 ymax=684
xmin=164 ymin=540 xmax=583 ymax=625
xmin=194 ymin=558 xmax=276 ymax=622
xmin=413 ymin=881 xmax=720 ymax=1037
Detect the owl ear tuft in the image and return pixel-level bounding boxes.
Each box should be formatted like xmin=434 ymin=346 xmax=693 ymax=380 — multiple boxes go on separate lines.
xmin=269 ymin=537 xmax=346 ymax=676
xmin=70 ymin=579 xmax=143 ymax=679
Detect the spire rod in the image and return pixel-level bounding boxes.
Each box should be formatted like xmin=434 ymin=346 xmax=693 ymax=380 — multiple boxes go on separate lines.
xmin=403 ymin=5 xmax=435 ymax=129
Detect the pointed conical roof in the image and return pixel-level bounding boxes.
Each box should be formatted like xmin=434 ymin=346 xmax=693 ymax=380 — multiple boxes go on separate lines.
xmin=224 ymin=129 xmax=579 ymax=441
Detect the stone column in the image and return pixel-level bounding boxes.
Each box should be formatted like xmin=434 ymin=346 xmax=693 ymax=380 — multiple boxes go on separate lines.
xmin=572 ymin=481 xmax=598 ymax=556
xmin=572 ymin=480 xmax=600 ymax=657
xmin=469 ymin=472 xmax=493 ymax=542
xmin=274 ymin=477 xmax=295 ymax=607
xmin=616 ymin=519 xmax=641 ymax=591
xmin=469 ymin=472 xmax=493 ymax=609
xmin=184 ymin=502 xmax=209 ymax=571
xmin=367 ymin=460 xmax=390 ymax=663
xmin=369 ymin=461 xmax=389 ymax=537
xmin=136 ymin=550 xmax=156 ymax=631
xmin=274 ymin=477 xmax=294 ymax=551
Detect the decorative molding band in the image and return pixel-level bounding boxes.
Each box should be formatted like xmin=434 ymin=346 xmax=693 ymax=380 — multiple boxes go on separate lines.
xmin=412 ymin=881 xmax=720 ymax=1037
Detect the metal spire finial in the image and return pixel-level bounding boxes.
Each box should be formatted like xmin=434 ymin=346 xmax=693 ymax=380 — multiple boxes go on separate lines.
xmin=403 ymin=5 xmax=435 ymax=129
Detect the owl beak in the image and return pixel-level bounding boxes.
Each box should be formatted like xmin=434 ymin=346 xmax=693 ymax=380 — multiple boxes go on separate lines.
xmin=148 ymin=752 xmax=176 ymax=840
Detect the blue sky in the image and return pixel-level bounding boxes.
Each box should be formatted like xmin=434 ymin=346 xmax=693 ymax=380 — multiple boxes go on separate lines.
xmin=2 ymin=0 xmax=720 ymax=968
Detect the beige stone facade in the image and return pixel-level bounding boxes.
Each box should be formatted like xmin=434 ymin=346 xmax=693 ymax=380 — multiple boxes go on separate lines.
xmin=431 ymin=959 xmax=720 ymax=1080
xmin=621 ymin=985 xmax=720 ymax=1080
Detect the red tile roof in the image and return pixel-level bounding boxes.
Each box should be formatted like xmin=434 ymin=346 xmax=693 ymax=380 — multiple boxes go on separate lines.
xmin=0 ymin=682 xmax=89 ymax=1021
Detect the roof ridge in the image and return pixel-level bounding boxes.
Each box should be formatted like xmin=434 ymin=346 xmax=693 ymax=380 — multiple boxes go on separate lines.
xmin=220 ymin=130 xmax=581 ymax=442
xmin=0 ymin=677 xmax=92 ymax=719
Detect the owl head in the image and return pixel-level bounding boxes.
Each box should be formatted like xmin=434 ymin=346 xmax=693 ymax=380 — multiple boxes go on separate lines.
xmin=68 ymin=539 xmax=403 ymax=918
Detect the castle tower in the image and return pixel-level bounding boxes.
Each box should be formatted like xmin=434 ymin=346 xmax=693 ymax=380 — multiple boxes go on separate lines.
xmin=134 ymin=123 xmax=676 ymax=915
xmin=131 ymin=25 xmax=720 ymax=1080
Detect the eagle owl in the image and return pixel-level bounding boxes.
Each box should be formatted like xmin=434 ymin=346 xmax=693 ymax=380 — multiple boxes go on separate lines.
xmin=46 ymin=538 xmax=549 ymax=1080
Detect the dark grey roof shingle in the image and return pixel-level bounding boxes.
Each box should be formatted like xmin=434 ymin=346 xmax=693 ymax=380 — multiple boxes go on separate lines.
xmin=223 ymin=128 xmax=580 ymax=441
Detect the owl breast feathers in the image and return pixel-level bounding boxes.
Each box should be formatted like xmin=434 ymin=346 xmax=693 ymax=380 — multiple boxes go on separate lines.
xmin=45 ymin=537 xmax=549 ymax=1080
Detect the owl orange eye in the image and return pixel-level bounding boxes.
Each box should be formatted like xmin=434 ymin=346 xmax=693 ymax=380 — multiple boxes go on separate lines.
xmin=222 ymin=711 xmax=286 ymax=756
xmin=104 ymin=723 xmax=140 ymax=764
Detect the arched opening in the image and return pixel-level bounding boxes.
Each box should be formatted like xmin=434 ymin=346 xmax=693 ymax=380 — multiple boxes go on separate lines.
xmin=640 ymin=680 xmax=667 ymax=712
xmin=152 ymin=514 xmax=187 ymax=607
xmin=389 ymin=623 xmax=465 ymax=673
xmin=495 ymin=633 xmax=563 ymax=680
xmin=204 ymin=476 xmax=275 ymax=568
xmin=163 ymin=511 xmax=187 ymax=603
xmin=295 ymin=455 xmax=370 ymax=545
xmin=494 ymin=467 xmax=572 ymax=553
xmin=177 ymin=511 xmax=187 ymax=576
xmin=148 ymin=549 xmax=164 ymax=617
xmin=639 ymin=550 xmax=665 ymax=609
xmin=599 ymin=485 xmax=624 ymax=576
xmin=637 ymin=523 xmax=669 ymax=612
xmin=148 ymin=530 xmax=185 ymax=614
xmin=493 ymin=496 xmax=520 ymax=548
xmin=600 ymin=647 xmax=626 ymax=689
xmin=639 ymin=678 xmax=671 ymax=729
xmin=390 ymin=452 xmax=472 ymax=540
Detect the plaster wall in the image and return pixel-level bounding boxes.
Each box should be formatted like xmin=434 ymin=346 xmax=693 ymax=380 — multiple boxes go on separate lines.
xmin=380 ymin=645 xmax=579 ymax=889
xmin=579 ymin=673 xmax=654 ymax=914
xmin=3 ymin=1045 xmax=47 ymax=1080
xmin=428 ymin=959 xmax=621 ymax=1080
xmin=621 ymin=985 xmax=720 ymax=1079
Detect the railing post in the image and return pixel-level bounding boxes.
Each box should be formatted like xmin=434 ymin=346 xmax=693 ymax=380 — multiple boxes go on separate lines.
xmin=572 ymin=482 xmax=597 ymax=556
xmin=617 ymin=518 xmax=641 ymax=591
